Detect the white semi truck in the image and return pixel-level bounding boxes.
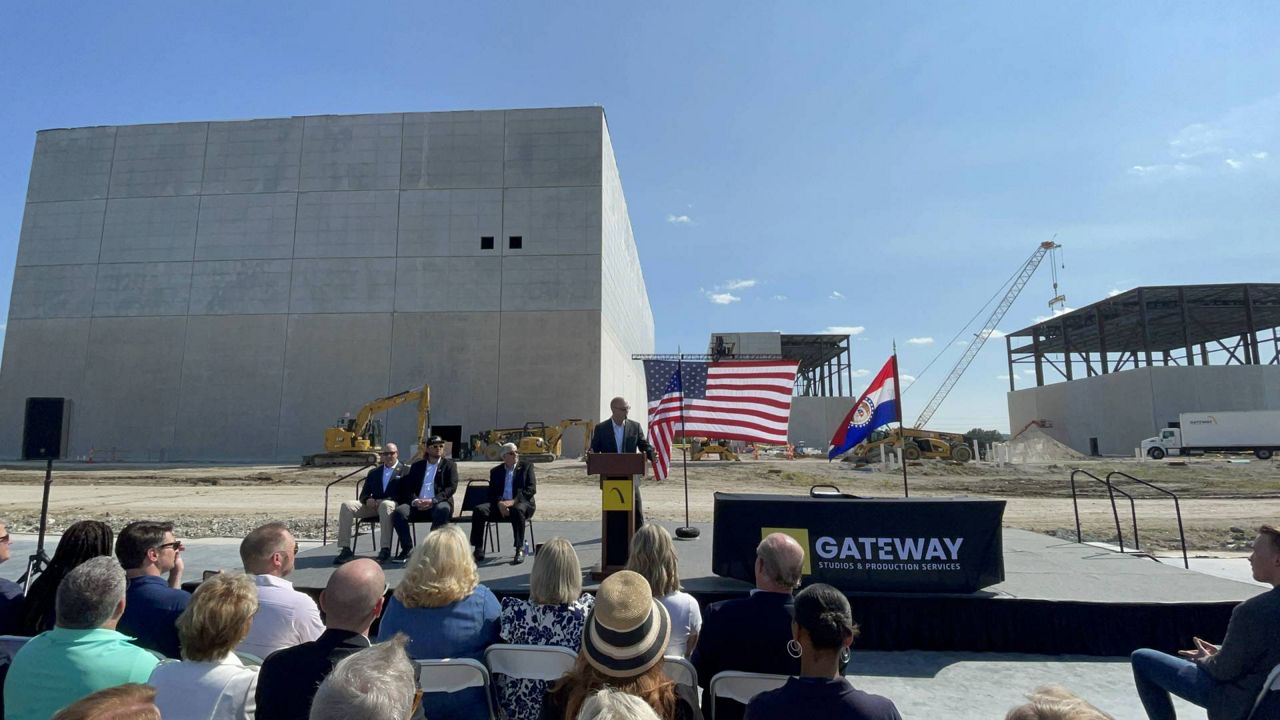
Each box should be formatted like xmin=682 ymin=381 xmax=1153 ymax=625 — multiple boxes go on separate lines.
xmin=1141 ymin=410 xmax=1280 ymax=460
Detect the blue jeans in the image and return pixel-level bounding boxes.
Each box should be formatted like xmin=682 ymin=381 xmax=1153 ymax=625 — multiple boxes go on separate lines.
xmin=1131 ymin=648 xmax=1221 ymax=720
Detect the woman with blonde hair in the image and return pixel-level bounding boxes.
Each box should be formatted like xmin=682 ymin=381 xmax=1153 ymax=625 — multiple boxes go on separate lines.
xmin=377 ymin=524 xmax=500 ymax=720
xmin=149 ymin=572 xmax=260 ymax=719
xmin=625 ymin=524 xmax=700 ymax=657
xmin=541 ymin=571 xmax=701 ymax=720
xmin=497 ymin=537 xmax=596 ymax=720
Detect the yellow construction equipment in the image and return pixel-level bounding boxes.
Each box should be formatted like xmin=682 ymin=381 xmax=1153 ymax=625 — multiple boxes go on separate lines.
xmin=851 ymin=427 xmax=973 ymax=463
xmin=688 ymin=437 xmax=740 ymax=461
xmin=302 ymin=385 xmax=431 ymax=466
xmin=468 ymin=419 xmax=594 ymax=463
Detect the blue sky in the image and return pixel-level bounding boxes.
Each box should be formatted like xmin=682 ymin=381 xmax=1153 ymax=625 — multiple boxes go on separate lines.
xmin=1 ymin=2 xmax=1278 ymax=433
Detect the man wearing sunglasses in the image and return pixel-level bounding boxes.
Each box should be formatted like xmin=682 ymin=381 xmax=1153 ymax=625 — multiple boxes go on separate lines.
xmin=114 ymin=520 xmax=190 ymax=658
xmin=0 ymin=520 xmax=23 ymax=636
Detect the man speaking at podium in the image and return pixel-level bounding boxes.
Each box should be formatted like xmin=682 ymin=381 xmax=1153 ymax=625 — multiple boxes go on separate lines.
xmin=590 ymin=396 xmax=657 ymax=526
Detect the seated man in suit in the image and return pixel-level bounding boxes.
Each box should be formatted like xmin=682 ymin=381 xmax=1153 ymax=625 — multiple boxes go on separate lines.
xmin=396 ymin=435 xmax=458 ymax=553
xmin=470 ymin=443 xmax=536 ymax=565
xmin=692 ymin=532 xmax=805 ymax=720
xmin=335 ymin=442 xmax=409 ymax=565
xmin=590 ymin=396 xmax=657 ymax=526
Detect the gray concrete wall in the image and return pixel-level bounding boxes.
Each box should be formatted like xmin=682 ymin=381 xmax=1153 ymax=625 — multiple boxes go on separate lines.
xmin=599 ymin=115 xmax=654 ymax=437
xmin=0 ymin=107 xmax=648 ymax=462
xmin=1007 ymin=366 xmax=1280 ymax=456
xmin=789 ymin=396 xmax=856 ymax=451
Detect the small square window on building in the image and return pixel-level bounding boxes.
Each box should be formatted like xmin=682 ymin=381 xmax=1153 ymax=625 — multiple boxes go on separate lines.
xmin=509 ymin=236 xmax=523 ymax=249
xmin=480 ymin=236 xmax=494 ymax=250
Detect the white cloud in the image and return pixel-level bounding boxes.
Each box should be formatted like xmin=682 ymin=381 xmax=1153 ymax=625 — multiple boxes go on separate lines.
xmin=956 ymin=329 xmax=1006 ymax=346
xmin=829 ymin=291 xmax=846 ymax=301
xmin=1225 ymin=158 xmax=1244 ymax=170
xmin=1033 ymin=306 xmax=1075 ymax=323
xmin=1131 ymin=93 xmax=1280 ymax=179
xmin=996 ymin=374 xmax=1011 ymax=381
xmin=772 ymin=295 xmax=787 ymax=301
xmin=907 ymin=337 xmax=934 ymax=345
xmin=1108 ymin=288 xmax=1125 ymax=297
xmin=723 ymin=279 xmax=757 ymax=290
xmin=823 ymin=325 xmax=865 ymax=336
xmin=707 ymin=292 xmax=740 ymax=305
xmin=666 ymin=214 xmax=693 ymax=225
xmin=1128 ymin=163 xmax=1199 ymax=179
xmin=851 ymin=369 xmax=871 ymax=378
xmin=899 ymin=374 xmax=916 ymax=384
xmin=1253 ymin=151 xmax=1270 ymax=160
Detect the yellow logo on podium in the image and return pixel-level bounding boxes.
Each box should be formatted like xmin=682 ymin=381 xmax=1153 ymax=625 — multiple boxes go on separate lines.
xmin=761 ymin=527 xmax=812 ymax=575
xmin=602 ymin=480 xmax=634 ymax=511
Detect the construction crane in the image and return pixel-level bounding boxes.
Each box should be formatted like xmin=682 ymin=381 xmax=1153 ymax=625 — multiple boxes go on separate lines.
xmin=912 ymin=240 xmax=1061 ymax=429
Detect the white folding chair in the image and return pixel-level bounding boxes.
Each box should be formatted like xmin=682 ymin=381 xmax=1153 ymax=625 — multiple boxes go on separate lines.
xmin=0 ymin=635 xmax=32 ymax=658
xmin=708 ymin=671 xmax=789 ymax=720
xmin=234 ymin=650 xmax=264 ymax=666
xmin=484 ymin=643 xmax=577 ymax=682
xmin=415 ymin=658 xmax=495 ymax=720
xmin=1248 ymin=662 xmax=1280 ymax=720
xmin=662 ymin=655 xmax=698 ymax=692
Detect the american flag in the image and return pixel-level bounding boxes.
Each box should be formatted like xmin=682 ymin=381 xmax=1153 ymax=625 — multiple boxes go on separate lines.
xmin=643 ymin=359 xmax=800 ymax=480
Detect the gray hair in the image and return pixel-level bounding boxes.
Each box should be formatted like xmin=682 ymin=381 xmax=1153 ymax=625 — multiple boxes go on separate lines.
xmin=56 ymin=555 xmax=126 ymax=629
xmin=576 ymin=688 xmax=661 ymax=720
xmin=757 ymin=533 xmax=804 ymax=589
xmin=310 ymin=635 xmax=415 ymax=720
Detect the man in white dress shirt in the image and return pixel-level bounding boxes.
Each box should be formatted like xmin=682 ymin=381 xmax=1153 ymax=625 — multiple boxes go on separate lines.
xmin=236 ymin=522 xmax=324 ymax=660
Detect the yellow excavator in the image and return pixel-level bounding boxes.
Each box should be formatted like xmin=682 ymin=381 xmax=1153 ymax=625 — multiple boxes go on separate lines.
xmin=688 ymin=437 xmax=741 ymax=461
xmin=302 ymin=385 xmax=431 ymax=466
xmin=850 ymin=427 xmax=973 ymax=463
xmin=468 ymin=419 xmax=594 ymax=463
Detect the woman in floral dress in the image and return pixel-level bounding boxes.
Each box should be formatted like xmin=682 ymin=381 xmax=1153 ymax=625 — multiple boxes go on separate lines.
xmin=497 ymin=537 xmax=595 ymax=720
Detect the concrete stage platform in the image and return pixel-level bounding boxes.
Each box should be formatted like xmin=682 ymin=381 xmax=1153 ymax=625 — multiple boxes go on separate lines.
xmin=293 ymin=521 xmax=1263 ymax=656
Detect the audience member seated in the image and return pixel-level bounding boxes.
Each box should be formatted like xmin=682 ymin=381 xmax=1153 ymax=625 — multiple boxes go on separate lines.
xmin=115 ymin=520 xmax=190 ymax=658
xmin=309 ymin=635 xmax=418 ymax=720
xmin=18 ymin=519 xmax=113 ymax=635
xmin=625 ymin=524 xmax=701 ymax=657
xmin=334 ymin=442 xmax=410 ymax=566
xmin=744 ymin=583 xmax=900 ymax=720
xmin=471 ymin=442 xmax=537 ymax=564
xmin=149 ymin=571 xmax=260 ymax=719
xmin=1131 ymin=523 xmax=1280 ymax=720
xmin=51 ymin=683 xmax=161 ymax=720
xmin=3 ymin=556 xmax=159 ymax=720
xmin=378 ymin=524 xmax=500 ymax=720
xmin=237 ymin=522 xmax=324 ymax=659
xmin=576 ymin=688 xmax=662 ymax=720
xmin=691 ymin=532 xmax=803 ymax=720
xmin=257 ymin=558 xmax=386 ymax=720
xmin=541 ymin=570 xmax=702 ymax=720
xmin=1004 ymin=685 xmax=1114 ymax=720
xmin=498 ymin=537 xmax=596 ymax=720
xmin=0 ymin=520 xmax=22 ymax=635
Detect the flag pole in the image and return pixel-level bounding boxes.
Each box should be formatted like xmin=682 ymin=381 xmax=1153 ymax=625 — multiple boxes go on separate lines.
xmin=892 ymin=340 xmax=909 ymax=497
xmin=676 ymin=350 xmax=699 ymax=539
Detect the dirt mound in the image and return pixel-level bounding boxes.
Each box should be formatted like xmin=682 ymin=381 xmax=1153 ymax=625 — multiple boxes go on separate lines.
xmin=1005 ymin=426 xmax=1087 ymax=463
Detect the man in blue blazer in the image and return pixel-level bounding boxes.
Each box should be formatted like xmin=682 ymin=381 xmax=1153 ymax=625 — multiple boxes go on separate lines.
xmin=335 ymin=443 xmax=409 ymax=565
xmin=470 ymin=443 xmax=537 ymax=565
xmin=589 ymin=396 xmax=657 ymax=526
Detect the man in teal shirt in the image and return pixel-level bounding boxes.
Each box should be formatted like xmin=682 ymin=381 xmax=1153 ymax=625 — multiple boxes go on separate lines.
xmin=3 ymin=555 xmax=159 ymax=720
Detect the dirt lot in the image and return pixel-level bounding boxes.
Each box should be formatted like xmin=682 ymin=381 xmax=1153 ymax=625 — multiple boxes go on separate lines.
xmin=1 ymin=456 xmax=1277 ymax=552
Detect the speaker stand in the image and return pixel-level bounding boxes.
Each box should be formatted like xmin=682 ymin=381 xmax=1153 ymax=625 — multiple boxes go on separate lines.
xmin=20 ymin=458 xmax=54 ymax=592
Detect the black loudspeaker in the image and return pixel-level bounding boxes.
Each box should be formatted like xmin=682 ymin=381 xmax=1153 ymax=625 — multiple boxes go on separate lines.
xmin=22 ymin=397 xmax=72 ymax=460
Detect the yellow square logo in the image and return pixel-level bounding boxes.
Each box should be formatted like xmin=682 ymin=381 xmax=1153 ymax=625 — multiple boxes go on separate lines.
xmin=762 ymin=527 xmax=812 ymax=575
xmin=602 ymin=480 xmax=634 ymax=511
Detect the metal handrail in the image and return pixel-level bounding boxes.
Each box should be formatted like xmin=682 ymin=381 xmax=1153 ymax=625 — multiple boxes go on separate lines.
xmin=323 ymin=465 xmax=375 ymax=546
xmin=1106 ymin=471 xmax=1190 ymax=569
xmin=1069 ymin=469 xmax=1132 ymax=552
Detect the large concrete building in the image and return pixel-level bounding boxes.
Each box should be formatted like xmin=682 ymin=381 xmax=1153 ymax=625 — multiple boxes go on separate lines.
xmin=1006 ymin=284 xmax=1280 ymax=456
xmin=0 ymin=107 xmax=654 ymax=461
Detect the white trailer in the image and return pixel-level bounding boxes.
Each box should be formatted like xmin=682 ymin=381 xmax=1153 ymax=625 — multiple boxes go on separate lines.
xmin=1140 ymin=410 xmax=1280 ymax=460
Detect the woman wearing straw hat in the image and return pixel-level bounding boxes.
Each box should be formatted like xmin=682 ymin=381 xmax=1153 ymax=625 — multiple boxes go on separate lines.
xmin=541 ymin=571 xmax=702 ymax=720
xmin=743 ymin=584 xmax=900 ymax=720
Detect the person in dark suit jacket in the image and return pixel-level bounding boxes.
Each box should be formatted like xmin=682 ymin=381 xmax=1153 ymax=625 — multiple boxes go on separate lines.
xmin=335 ymin=443 xmax=409 ymax=565
xmin=256 ymin=558 xmax=385 ymax=720
xmin=396 ymin=435 xmax=459 ymax=554
xmin=470 ymin=443 xmax=537 ymax=565
xmin=691 ymin=532 xmax=806 ymax=720
xmin=589 ymin=396 xmax=657 ymax=526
